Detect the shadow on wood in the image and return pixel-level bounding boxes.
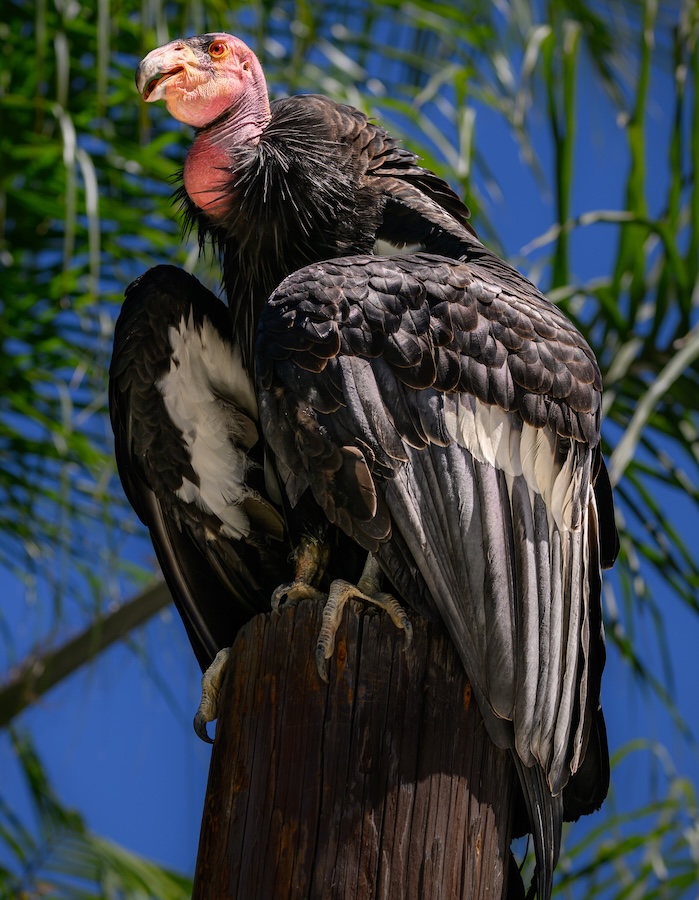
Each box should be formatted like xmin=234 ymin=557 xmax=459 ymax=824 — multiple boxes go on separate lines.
xmin=193 ymin=598 xmax=518 ymax=899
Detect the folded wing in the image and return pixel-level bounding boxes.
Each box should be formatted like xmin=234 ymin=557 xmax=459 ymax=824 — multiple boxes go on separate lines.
xmin=110 ymin=265 xmax=288 ymax=670
xmin=257 ymin=251 xmax=618 ymax=896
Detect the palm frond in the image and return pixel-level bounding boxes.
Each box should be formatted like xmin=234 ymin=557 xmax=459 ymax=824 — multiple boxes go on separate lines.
xmin=0 ymin=730 xmax=192 ymax=899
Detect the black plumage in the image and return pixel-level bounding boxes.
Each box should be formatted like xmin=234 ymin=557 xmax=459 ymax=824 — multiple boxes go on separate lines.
xmin=109 ymin=265 xmax=291 ymax=670
xmin=256 ymin=254 xmax=617 ymax=895
xmin=178 ymin=92 xmax=478 ymax=364
xmin=126 ymin=32 xmax=620 ymax=899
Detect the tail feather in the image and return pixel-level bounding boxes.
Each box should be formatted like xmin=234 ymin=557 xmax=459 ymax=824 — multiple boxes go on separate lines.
xmin=513 ymin=755 xmax=563 ymax=900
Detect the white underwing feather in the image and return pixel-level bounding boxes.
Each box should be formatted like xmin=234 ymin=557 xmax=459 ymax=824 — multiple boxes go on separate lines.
xmin=511 ymin=474 xmax=540 ymax=767
xmin=474 ymin=401 xmax=498 ymax=468
xmin=158 ymin=315 xmax=262 ymax=539
xmin=549 ymin=527 xmax=584 ymax=791
xmin=570 ymin=506 xmax=594 ymax=775
xmin=403 ymin=387 xmax=596 ymax=791
xmin=374 ymin=238 xmax=426 ymax=257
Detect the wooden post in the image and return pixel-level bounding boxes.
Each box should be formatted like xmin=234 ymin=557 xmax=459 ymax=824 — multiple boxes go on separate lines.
xmin=193 ymin=599 xmax=519 ymax=899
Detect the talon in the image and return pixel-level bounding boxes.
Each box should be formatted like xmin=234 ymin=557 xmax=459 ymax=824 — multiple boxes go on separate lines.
xmin=194 ymin=647 xmax=231 ymax=743
xmin=315 ymin=555 xmax=412 ymax=682
xmin=194 ymin=712 xmax=215 ymax=744
xmin=315 ymin=579 xmax=352 ymax=682
xmin=316 ymin=644 xmax=330 ymax=683
xmin=271 ymin=580 xmax=326 ymax=609
xmin=373 ymin=591 xmax=413 ymax=647
xmin=271 ymin=582 xmax=291 ymax=609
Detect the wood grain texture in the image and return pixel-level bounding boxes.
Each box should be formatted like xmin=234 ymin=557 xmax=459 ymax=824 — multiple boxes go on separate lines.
xmin=193 ymin=599 xmax=517 ymax=899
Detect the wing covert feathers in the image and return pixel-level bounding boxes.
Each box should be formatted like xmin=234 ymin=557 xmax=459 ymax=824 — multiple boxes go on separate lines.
xmin=257 ymin=251 xmax=613 ymax=855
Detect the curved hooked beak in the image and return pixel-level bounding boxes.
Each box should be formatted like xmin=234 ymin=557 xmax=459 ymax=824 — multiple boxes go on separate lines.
xmin=135 ymin=42 xmax=198 ymax=102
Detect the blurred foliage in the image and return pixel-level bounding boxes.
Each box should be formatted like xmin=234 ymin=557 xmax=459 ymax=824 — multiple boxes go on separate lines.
xmin=1 ymin=0 xmax=698 ymax=894
xmin=559 ymin=741 xmax=699 ymax=897
xmin=0 ymin=729 xmax=192 ymax=899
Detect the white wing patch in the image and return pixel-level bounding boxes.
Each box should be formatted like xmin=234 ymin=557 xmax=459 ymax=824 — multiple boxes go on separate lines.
xmin=157 ymin=313 xmax=259 ymax=540
xmin=374 ymin=238 xmax=426 ymax=257
xmin=438 ymin=390 xmax=595 ymax=790
xmin=444 ymin=393 xmax=589 ymax=531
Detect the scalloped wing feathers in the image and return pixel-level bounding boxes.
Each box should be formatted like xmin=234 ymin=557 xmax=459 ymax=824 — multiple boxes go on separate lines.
xmin=257 ymin=252 xmax=612 ymax=808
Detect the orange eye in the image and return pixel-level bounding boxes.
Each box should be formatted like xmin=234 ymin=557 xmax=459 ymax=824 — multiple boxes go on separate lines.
xmin=208 ymin=41 xmax=227 ymax=58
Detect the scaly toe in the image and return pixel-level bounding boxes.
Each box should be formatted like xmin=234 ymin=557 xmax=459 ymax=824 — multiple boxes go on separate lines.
xmin=313 ymin=558 xmax=413 ymax=682
xmin=193 ymin=647 xmax=231 ymax=743
xmin=315 ymin=578 xmax=355 ymax=682
xmin=373 ymin=591 xmax=413 ymax=646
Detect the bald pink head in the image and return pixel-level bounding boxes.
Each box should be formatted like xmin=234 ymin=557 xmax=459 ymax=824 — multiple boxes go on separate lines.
xmin=136 ymin=32 xmax=270 ymax=131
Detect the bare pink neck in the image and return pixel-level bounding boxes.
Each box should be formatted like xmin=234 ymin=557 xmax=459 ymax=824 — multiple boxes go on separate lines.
xmin=183 ymin=68 xmax=270 ymax=220
xmin=184 ymin=138 xmax=235 ymax=219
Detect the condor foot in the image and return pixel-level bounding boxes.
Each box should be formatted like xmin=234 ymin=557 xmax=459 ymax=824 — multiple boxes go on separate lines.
xmin=193 ymin=647 xmax=230 ymax=743
xmin=316 ymin=554 xmax=413 ymax=682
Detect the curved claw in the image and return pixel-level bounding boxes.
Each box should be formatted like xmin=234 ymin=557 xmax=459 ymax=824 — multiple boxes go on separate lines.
xmin=373 ymin=591 xmax=414 ymax=647
xmin=194 ymin=709 xmax=215 ymax=744
xmin=316 ymin=643 xmax=330 ymax=684
xmin=271 ymin=580 xmax=326 ymax=609
xmin=193 ymin=647 xmax=231 ymax=744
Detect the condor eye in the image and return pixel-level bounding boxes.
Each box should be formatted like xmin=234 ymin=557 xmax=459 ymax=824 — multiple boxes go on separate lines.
xmin=208 ymin=41 xmax=227 ymax=58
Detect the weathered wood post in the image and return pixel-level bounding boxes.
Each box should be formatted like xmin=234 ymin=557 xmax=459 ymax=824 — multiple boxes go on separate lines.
xmin=193 ymin=599 xmax=519 ymax=899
